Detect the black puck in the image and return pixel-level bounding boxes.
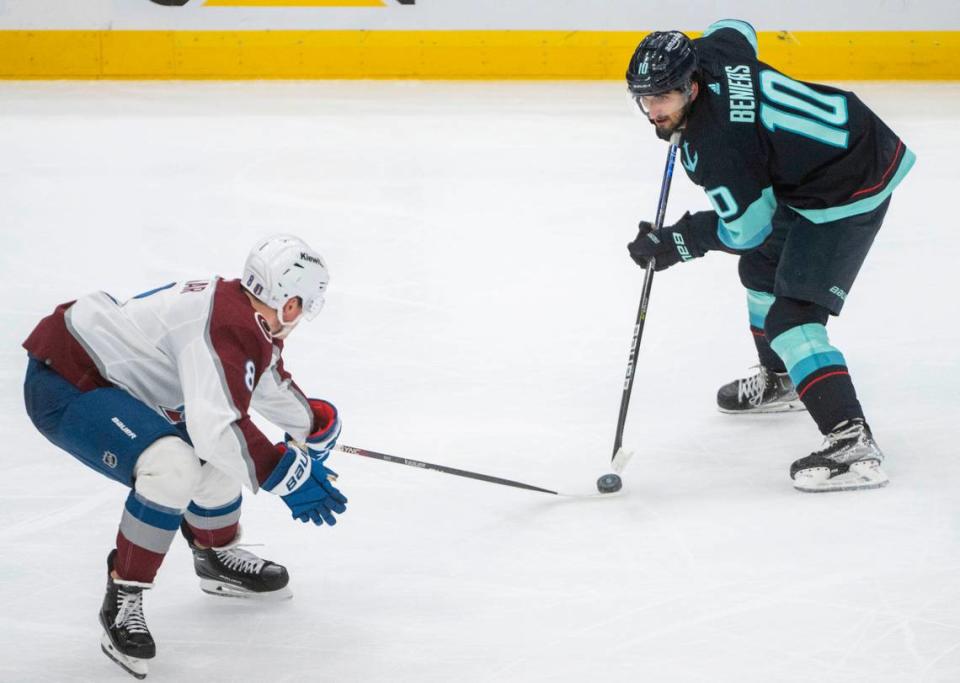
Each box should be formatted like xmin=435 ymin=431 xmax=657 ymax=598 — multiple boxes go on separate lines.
xmin=596 ymin=473 xmax=622 ymax=494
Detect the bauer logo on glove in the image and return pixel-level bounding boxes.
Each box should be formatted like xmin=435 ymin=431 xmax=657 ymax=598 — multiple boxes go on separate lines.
xmin=265 ymin=442 xmax=348 ymax=526
xmin=283 ymin=449 xmax=310 ymax=493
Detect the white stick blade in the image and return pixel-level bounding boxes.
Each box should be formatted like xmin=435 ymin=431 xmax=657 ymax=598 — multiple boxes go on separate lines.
xmin=611 ymin=448 xmax=635 ymax=474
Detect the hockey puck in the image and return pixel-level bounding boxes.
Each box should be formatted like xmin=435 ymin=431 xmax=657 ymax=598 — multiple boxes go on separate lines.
xmin=596 ymin=473 xmax=622 ymax=494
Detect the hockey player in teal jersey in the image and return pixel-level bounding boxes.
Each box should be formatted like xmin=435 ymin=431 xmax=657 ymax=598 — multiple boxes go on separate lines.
xmin=625 ymin=21 xmax=914 ymax=492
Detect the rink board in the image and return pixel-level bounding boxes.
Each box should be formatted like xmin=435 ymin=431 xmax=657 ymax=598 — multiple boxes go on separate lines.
xmin=0 ymin=30 xmax=957 ymax=79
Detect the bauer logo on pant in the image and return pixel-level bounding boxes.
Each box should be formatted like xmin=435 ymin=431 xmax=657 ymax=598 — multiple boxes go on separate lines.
xmin=111 ymin=417 xmax=137 ymax=439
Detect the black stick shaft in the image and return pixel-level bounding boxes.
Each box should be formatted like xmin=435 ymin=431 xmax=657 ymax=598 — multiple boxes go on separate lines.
xmin=336 ymin=444 xmax=560 ymax=495
xmin=611 ymin=139 xmax=680 ymax=460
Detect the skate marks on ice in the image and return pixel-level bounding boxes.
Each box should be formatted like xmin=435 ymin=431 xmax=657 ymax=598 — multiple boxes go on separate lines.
xmin=0 ymin=81 xmax=958 ymax=682
xmin=0 ymin=490 xmax=115 ymax=544
xmin=482 ymin=570 xmax=960 ymax=682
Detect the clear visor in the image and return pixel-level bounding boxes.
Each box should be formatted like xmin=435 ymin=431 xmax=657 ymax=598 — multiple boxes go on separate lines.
xmin=302 ymin=294 xmax=325 ymax=321
xmin=629 ymin=84 xmax=693 ymax=116
xmin=274 ymin=294 xmax=324 ymax=339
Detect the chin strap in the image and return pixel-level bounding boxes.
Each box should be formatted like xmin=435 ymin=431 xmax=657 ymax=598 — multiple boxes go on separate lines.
xmin=250 ymin=296 xmax=309 ymax=340
xmin=262 ymin=309 xmax=303 ymax=340
xmin=271 ymin=318 xmax=299 ymax=340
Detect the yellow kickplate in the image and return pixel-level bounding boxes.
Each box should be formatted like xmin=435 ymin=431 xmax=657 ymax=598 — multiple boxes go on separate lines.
xmin=0 ymin=30 xmax=957 ymax=80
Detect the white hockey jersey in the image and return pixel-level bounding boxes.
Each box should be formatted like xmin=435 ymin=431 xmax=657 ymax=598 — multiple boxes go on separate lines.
xmin=24 ymin=278 xmax=314 ymax=491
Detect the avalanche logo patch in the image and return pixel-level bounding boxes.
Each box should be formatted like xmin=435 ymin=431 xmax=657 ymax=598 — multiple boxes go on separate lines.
xmin=160 ymin=405 xmax=186 ymax=424
xmin=254 ymin=312 xmax=273 ymax=341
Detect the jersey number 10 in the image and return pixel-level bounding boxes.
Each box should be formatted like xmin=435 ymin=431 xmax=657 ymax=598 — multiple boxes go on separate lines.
xmin=758 ymin=70 xmax=849 ymax=149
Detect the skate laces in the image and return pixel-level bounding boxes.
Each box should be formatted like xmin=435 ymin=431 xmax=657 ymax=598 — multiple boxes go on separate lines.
xmin=737 ymin=366 xmax=768 ymax=406
xmin=814 ymin=420 xmax=870 ymax=460
xmin=215 ymin=546 xmax=266 ymax=575
xmin=115 ymin=588 xmax=149 ymax=635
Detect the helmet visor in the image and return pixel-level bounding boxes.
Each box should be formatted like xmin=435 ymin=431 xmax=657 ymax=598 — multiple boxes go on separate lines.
xmin=302 ymin=294 xmax=325 ymax=321
xmin=630 ymin=83 xmax=693 ymax=116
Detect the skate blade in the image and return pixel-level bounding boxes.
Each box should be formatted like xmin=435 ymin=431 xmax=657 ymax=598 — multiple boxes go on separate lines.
xmin=793 ymin=460 xmax=889 ymax=493
xmin=200 ymin=578 xmax=293 ymax=601
xmin=100 ymin=632 xmax=149 ymax=679
xmin=718 ymin=400 xmax=806 ymax=415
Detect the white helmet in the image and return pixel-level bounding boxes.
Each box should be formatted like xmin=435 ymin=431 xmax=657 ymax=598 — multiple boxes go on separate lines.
xmin=242 ymin=235 xmax=329 ymax=331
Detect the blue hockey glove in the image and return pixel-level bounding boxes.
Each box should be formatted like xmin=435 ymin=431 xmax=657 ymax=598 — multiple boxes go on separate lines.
xmin=264 ymin=443 xmax=347 ymax=526
xmin=283 ymin=398 xmax=340 ymax=460
xmin=304 ymin=398 xmax=340 ymax=461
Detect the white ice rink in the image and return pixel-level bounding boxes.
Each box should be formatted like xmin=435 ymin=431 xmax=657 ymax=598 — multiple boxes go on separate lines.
xmin=1 ymin=80 xmax=958 ymax=682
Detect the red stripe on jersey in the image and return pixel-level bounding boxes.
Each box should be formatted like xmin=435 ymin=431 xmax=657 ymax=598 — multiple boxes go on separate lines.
xmin=849 ymin=140 xmax=903 ymax=200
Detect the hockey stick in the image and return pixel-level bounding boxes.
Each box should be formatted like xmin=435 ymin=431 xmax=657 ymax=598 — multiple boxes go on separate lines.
xmin=336 ymin=444 xmax=601 ymax=498
xmin=609 ymin=132 xmax=682 ymax=476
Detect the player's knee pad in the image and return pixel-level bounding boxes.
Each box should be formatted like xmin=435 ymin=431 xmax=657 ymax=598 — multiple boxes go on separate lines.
xmin=764 ymin=297 xmax=830 ymax=342
xmin=191 ymin=462 xmax=242 ymax=509
xmin=133 ymin=436 xmax=202 ymax=509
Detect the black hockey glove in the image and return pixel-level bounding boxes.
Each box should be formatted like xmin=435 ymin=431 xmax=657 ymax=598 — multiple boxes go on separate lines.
xmin=627 ymin=212 xmax=717 ymax=271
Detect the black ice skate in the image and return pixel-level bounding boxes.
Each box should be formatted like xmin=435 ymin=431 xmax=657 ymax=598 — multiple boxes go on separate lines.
xmin=790 ymin=418 xmax=889 ymax=493
xmin=717 ymin=365 xmax=804 ymax=414
xmin=192 ymin=544 xmax=292 ymax=600
xmin=99 ymin=551 xmax=155 ymax=680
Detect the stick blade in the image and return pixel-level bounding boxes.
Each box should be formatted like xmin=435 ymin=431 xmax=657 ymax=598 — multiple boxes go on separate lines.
xmin=611 ymin=447 xmax=635 ymax=475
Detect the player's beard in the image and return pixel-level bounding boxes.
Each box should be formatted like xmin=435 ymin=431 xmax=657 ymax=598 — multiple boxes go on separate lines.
xmin=650 ymin=100 xmax=693 ymax=141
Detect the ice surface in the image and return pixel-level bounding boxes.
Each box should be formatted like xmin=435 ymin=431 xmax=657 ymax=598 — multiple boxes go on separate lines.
xmin=0 ymin=80 xmax=958 ymax=682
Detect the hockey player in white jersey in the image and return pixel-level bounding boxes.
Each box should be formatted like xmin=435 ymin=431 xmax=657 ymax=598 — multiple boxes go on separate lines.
xmin=23 ymin=235 xmax=346 ymax=679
